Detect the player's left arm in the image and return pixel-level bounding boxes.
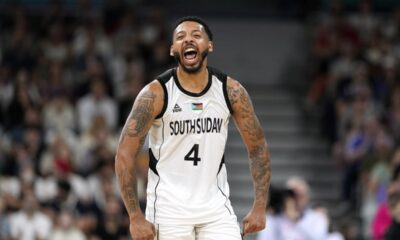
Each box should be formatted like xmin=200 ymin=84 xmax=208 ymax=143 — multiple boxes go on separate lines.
xmin=227 ymin=77 xmax=271 ymax=235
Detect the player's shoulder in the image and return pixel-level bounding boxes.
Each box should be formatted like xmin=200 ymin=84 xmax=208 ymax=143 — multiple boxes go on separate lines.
xmin=226 ymin=76 xmax=244 ymax=93
xmin=144 ymin=80 xmax=164 ymax=95
xmin=135 ymin=80 xmax=165 ymax=119
xmin=208 ymin=66 xmax=228 ymax=82
xmin=225 ymin=76 xmax=251 ymax=112
xmin=156 ymin=67 xmax=176 ymax=84
xmin=140 ymin=67 xmax=176 ymax=96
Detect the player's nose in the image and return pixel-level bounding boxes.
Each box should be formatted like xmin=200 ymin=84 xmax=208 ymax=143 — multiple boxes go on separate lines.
xmin=183 ymin=35 xmax=194 ymax=43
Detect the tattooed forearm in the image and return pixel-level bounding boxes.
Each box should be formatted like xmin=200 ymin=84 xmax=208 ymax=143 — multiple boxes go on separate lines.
xmin=228 ymin=80 xmax=271 ymax=206
xmin=249 ymin=145 xmax=271 ymax=204
xmin=116 ymin=126 xmax=148 ymax=215
xmin=116 ymin=167 xmax=139 ymax=214
xmin=120 ymin=91 xmax=156 ymax=141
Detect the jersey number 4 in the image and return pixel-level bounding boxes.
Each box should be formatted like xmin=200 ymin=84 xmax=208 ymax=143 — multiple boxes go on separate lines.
xmin=185 ymin=144 xmax=201 ymax=166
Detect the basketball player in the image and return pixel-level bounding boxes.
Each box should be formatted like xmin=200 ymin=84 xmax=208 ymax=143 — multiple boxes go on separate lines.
xmin=115 ymin=16 xmax=271 ymax=240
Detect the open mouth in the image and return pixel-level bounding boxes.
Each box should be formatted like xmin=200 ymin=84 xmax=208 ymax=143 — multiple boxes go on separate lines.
xmin=183 ymin=47 xmax=198 ymax=61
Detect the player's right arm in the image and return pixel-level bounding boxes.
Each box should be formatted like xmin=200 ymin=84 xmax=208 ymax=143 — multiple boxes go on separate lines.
xmin=115 ymin=80 xmax=164 ymax=240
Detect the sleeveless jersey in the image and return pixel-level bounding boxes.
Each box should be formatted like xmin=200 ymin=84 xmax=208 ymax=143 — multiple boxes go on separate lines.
xmin=145 ymin=67 xmax=236 ymax=224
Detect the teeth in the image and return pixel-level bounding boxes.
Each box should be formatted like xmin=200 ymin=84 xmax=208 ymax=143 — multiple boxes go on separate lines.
xmin=185 ymin=48 xmax=196 ymax=53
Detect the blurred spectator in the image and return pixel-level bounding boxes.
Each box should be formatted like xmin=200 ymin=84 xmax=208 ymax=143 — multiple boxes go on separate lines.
xmin=39 ymin=61 xmax=72 ymax=104
xmin=75 ymin=115 xmax=117 ymax=175
xmin=49 ymin=180 xmax=78 ymax=212
xmin=257 ymin=177 xmax=329 ymax=240
xmin=147 ymin=38 xmax=175 ymax=79
xmin=33 ymin=167 xmax=58 ymax=205
xmin=372 ymin=163 xmax=400 ymax=240
xmin=76 ymin=213 xmax=100 ymax=240
xmin=388 ymin=86 xmax=400 ymax=144
xmin=4 ymin=71 xmax=41 ymax=133
xmin=139 ymin=8 xmax=167 ymax=51
xmin=286 ymin=177 xmax=329 ymax=238
xmin=43 ymin=91 xmax=76 ymax=141
xmin=116 ymin=58 xmax=146 ymax=126
xmin=96 ymin=196 xmax=128 ymax=239
xmin=9 ymin=191 xmax=52 ymax=240
xmin=2 ymin=11 xmax=36 ymax=73
xmin=77 ymin=80 xmax=117 ymax=133
xmin=42 ymin=23 xmax=70 ymax=63
xmin=349 ymin=0 xmax=379 ymax=44
xmin=23 ymin=126 xmax=45 ymax=174
xmin=361 ymin=132 xmax=394 ymax=237
xmin=0 ymin=196 xmax=11 ymax=240
xmin=256 ymin=189 xmax=302 ymax=240
xmin=0 ymin=66 xmax=14 ymax=117
xmin=87 ymin=161 xmax=119 ymax=210
xmin=111 ymin=42 xmax=141 ymax=100
xmin=329 ymin=41 xmax=359 ymax=85
xmin=72 ymin=19 xmax=113 ymax=68
xmin=49 ymin=210 xmax=86 ymax=240
xmin=384 ymin=190 xmax=400 ymax=239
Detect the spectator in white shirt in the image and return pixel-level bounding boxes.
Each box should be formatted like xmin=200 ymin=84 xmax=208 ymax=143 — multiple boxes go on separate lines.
xmin=77 ymin=79 xmax=117 ymax=133
xmin=286 ymin=177 xmax=329 ymax=239
xmin=257 ymin=177 xmax=329 ymax=240
xmin=43 ymin=91 xmax=76 ymax=140
xmin=49 ymin=210 xmax=86 ymax=240
xmin=10 ymin=191 xmax=52 ymax=240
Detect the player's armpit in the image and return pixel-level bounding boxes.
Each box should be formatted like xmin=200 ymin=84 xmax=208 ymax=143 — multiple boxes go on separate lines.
xmin=226 ymin=77 xmax=271 ymax=209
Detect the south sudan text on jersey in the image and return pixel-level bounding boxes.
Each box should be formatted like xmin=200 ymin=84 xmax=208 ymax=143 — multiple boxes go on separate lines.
xmin=169 ymin=117 xmax=223 ymax=136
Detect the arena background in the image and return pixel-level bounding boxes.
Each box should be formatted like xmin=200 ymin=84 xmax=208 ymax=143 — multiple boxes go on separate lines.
xmin=0 ymin=0 xmax=400 ymax=239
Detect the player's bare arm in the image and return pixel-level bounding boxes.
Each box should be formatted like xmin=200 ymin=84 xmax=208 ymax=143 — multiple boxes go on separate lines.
xmin=115 ymin=80 xmax=164 ymax=240
xmin=227 ymin=77 xmax=271 ymax=235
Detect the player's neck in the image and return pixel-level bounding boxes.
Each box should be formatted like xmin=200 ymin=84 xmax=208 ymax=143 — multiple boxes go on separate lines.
xmin=176 ymin=65 xmax=209 ymax=93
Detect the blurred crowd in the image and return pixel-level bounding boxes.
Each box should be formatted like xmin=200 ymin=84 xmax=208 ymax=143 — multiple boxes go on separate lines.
xmin=306 ymin=0 xmax=400 ymax=239
xmin=0 ymin=1 xmax=174 ymax=239
xmin=256 ymin=177 xmax=346 ymax=240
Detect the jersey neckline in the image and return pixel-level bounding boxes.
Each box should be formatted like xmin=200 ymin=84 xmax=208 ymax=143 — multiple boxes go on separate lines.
xmin=173 ymin=67 xmax=212 ymax=97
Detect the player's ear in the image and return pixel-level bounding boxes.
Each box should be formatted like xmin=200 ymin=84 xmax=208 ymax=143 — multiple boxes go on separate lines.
xmin=208 ymin=41 xmax=214 ymax=53
xmin=170 ymin=46 xmax=174 ymax=56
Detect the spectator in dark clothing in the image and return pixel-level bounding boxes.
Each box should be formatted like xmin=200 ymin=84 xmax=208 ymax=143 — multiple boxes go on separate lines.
xmin=96 ymin=196 xmax=128 ymax=240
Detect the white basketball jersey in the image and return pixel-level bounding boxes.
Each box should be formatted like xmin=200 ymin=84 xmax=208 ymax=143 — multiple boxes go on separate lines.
xmin=145 ymin=67 xmax=236 ymax=224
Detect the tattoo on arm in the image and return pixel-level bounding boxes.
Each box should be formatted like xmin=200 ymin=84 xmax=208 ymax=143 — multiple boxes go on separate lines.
xmin=120 ymin=91 xmax=156 ymax=141
xmin=249 ymin=145 xmax=271 ymax=203
xmin=228 ymin=82 xmax=271 ymax=204
xmin=116 ymin=90 xmax=157 ymax=215
xmin=116 ymin=167 xmax=140 ymax=213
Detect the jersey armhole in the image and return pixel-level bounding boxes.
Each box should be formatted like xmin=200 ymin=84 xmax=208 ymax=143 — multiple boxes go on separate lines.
xmin=209 ymin=66 xmax=233 ymax=114
xmin=223 ymin=77 xmax=234 ymax=114
xmin=155 ymin=79 xmax=168 ymax=119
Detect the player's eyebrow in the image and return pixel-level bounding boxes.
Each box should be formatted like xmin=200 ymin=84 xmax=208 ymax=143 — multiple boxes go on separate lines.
xmin=191 ymin=29 xmax=202 ymax=34
xmin=175 ymin=27 xmax=203 ymax=35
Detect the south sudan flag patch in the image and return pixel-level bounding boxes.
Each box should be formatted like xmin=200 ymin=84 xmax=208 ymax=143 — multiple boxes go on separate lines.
xmin=192 ymin=103 xmax=203 ymax=111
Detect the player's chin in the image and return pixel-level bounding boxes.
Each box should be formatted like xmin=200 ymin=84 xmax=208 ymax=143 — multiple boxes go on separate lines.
xmin=182 ymin=57 xmax=200 ymax=68
xmin=182 ymin=62 xmax=202 ymax=74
